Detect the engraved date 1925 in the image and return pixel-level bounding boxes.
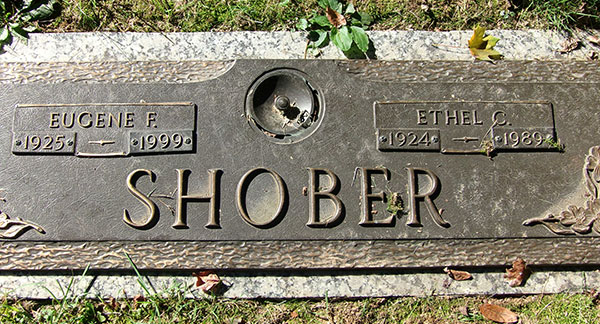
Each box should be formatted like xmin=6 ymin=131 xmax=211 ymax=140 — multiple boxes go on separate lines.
xmin=14 ymin=133 xmax=75 ymax=152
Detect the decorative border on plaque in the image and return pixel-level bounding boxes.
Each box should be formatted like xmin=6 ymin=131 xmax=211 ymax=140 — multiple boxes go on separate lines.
xmin=523 ymin=146 xmax=600 ymax=235
xmin=0 ymin=211 xmax=45 ymax=239
xmin=0 ymin=61 xmax=235 ymax=84
xmin=0 ymin=238 xmax=599 ymax=270
xmin=338 ymin=61 xmax=600 ymax=83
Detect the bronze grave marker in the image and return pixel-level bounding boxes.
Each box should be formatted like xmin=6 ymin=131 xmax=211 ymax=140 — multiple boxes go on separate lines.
xmin=0 ymin=60 xmax=599 ymax=270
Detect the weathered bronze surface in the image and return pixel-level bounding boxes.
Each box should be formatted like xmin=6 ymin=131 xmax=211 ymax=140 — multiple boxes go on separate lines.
xmin=0 ymin=60 xmax=599 ymax=270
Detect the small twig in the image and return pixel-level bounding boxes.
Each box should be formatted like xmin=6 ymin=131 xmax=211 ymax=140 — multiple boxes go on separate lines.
xmin=432 ymin=43 xmax=464 ymax=49
xmin=304 ymin=39 xmax=309 ymax=59
xmin=534 ymin=300 xmax=554 ymax=317
xmin=351 ymin=167 xmax=360 ymax=187
xmin=149 ymin=189 xmax=176 ymax=215
xmin=483 ymin=120 xmax=498 ymax=138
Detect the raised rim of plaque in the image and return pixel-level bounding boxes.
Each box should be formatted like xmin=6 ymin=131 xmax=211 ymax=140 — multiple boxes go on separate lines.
xmin=245 ymin=68 xmax=325 ymax=144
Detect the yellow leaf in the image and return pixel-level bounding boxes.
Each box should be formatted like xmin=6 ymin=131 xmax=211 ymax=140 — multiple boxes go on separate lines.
xmin=469 ymin=48 xmax=503 ymax=62
xmin=468 ymin=26 xmax=486 ymax=49
xmin=468 ymin=26 xmax=503 ymax=62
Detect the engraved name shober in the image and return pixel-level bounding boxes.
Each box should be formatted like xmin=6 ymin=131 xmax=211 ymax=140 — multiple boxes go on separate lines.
xmin=122 ymin=167 xmax=449 ymax=231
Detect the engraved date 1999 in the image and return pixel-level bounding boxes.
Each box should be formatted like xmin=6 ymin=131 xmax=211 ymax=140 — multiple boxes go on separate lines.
xmin=129 ymin=130 xmax=193 ymax=153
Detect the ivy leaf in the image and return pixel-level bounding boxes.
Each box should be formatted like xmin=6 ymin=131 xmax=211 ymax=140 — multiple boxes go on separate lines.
xmin=296 ymin=18 xmax=308 ymax=30
xmin=468 ymin=26 xmax=503 ymax=62
xmin=358 ymin=12 xmax=372 ymax=26
xmin=0 ymin=26 xmax=9 ymax=42
xmin=9 ymin=24 xmax=28 ymax=43
xmin=309 ymin=29 xmax=328 ymax=47
xmin=327 ymin=0 xmax=342 ymax=13
xmin=309 ymin=15 xmax=331 ymax=28
xmin=350 ymin=26 xmax=368 ymax=52
xmin=326 ymin=7 xmax=346 ymax=28
xmin=21 ymin=0 xmax=38 ymax=10
xmin=331 ymin=25 xmax=352 ymax=51
xmin=23 ymin=25 xmax=36 ymax=32
xmin=345 ymin=3 xmax=355 ymax=14
xmin=21 ymin=0 xmax=57 ymax=21
xmin=317 ymin=0 xmax=329 ymax=9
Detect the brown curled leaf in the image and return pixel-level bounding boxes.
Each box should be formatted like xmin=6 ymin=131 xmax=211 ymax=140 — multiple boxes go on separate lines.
xmin=326 ymin=7 xmax=346 ymax=28
xmin=559 ymin=37 xmax=581 ymax=53
xmin=504 ymin=257 xmax=530 ymax=287
xmin=479 ymin=304 xmax=518 ymax=323
xmin=443 ymin=267 xmax=472 ymax=281
xmin=588 ymin=35 xmax=600 ymax=46
xmin=132 ymin=295 xmax=146 ymax=309
xmin=193 ymin=271 xmax=221 ymax=293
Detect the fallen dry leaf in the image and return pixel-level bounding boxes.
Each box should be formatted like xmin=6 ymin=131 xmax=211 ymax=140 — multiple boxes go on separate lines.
xmin=559 ymin=37 xmax=581 ymax=53
xmin=458 ymin=306 xmax=470 ymax=317
xmin=588 ymin=35 xmax=600 ymax=46
xmin=589 ymin=288 xmax=600 ymax=302
xmin=326 ymin=7 xmax=346 ymax=28
xmin=290 ymin=310 xmax=299 ymax=318
xmin=132 ymin=295 xmax=146 ymax=309
xmin=106 ymin=297 xmax=117 ymax=309
xmin=504 ymin=257 xmax=530 ymax=287
xmin=444 ymin=267 xmax=473 ymax=281
xmin=193 ymin=271 xmax=221 ymax=293
xmin=479 ymin=304 xmax=518 ymax=323
xmin=468 ymin=26 xmax=503 ymax=62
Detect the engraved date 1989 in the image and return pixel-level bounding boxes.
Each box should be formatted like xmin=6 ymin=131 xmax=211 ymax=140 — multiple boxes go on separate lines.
xmin=493 ymin=128 xmax=553 ymax=149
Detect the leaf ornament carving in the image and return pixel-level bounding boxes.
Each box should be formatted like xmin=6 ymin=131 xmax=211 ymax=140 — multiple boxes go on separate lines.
xmin=523 ymin=146 xmax=600 ymax=235
xmin=0 ymin=210 xmax=45 ymax=239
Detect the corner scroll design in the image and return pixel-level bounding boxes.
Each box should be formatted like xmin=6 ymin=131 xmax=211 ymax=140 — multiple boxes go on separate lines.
xmin=523 ymin=146 xmax=600 ymax=235
xmin=0 ymin=210 xmax=45 ymax=239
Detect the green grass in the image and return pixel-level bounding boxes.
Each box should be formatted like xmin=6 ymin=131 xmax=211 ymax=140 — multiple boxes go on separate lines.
xmin=1 ymin=293 xmax=599 ymax=323
xmin=38 ymin=0 xmax=600 ymax=33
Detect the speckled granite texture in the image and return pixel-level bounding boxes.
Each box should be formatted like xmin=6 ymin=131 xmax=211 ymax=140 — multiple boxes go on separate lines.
xmin=0 ymin=30 xmax=597 ymax=298
xmin=0 ymin=30 xmax=595 ymax=62
xmin=1 ymin=270 xmax=598 ymax=299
